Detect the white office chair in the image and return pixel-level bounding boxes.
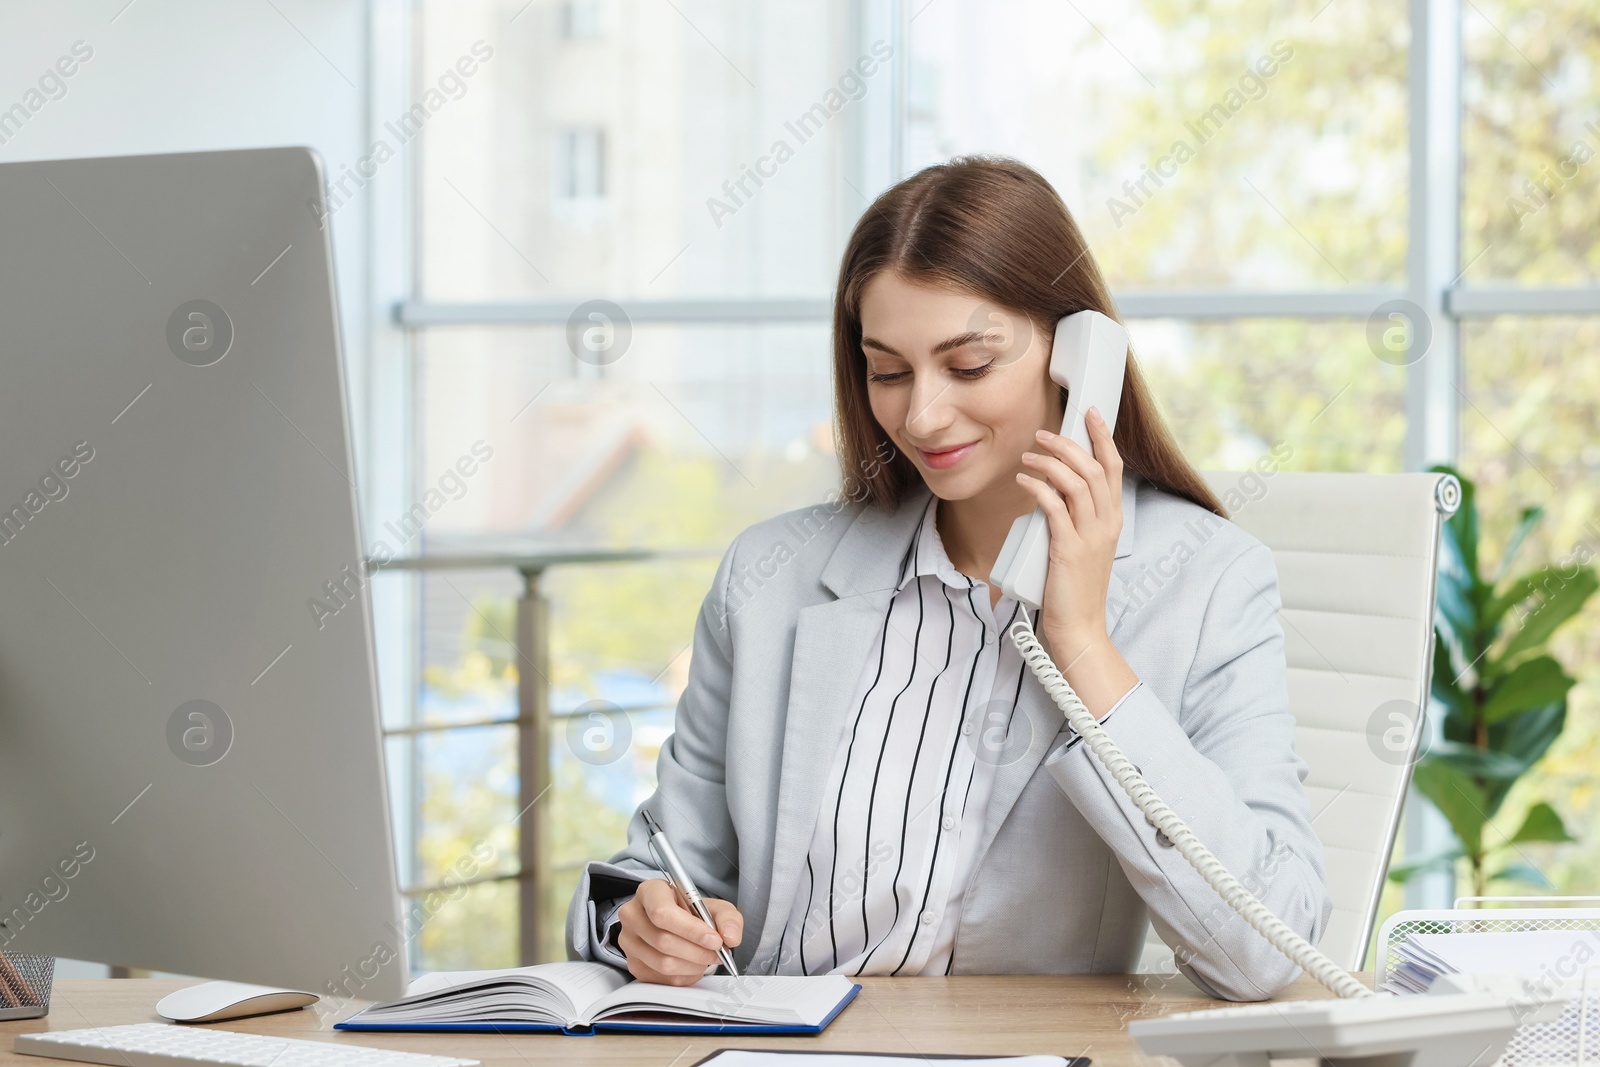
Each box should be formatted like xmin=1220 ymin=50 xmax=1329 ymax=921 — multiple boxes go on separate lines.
xmin=1135 ymin=469 xmax=1460 ymax=976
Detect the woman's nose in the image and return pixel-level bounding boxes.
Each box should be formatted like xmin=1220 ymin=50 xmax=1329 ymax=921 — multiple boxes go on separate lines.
xmin=905 ymin=375 xmax=956 ymax=436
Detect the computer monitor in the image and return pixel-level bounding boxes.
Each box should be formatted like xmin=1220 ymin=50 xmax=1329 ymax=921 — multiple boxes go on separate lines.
xmin=0 ymin=147 xmax=407 ymax=1002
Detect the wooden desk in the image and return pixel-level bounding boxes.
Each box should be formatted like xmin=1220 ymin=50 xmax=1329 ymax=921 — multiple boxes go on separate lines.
xmin=1 ymin=975 xmax=1362 ymax=1067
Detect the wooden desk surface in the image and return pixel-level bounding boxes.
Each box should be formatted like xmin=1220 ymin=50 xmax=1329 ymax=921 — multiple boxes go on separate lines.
xmin=0 ymin=975 xmax=1363 ymax=1067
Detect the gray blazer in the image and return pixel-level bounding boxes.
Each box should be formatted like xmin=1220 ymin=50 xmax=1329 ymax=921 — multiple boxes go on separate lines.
xmin=565 ymin=472 xmax=1332 ymax=1001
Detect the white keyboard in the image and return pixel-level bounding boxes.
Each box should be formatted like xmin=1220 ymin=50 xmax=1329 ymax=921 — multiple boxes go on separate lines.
xmin=15 ymin=1023 xmax=480 ymax=1067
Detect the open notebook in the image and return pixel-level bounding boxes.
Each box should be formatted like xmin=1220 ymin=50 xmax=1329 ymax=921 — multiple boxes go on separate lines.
xmin=334 ymin=961 xmax=860 ymax=1035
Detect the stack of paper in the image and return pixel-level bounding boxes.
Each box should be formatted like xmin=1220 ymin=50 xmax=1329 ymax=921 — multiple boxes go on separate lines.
xmin=1383 ymin=930 xmax=1600 ymax=994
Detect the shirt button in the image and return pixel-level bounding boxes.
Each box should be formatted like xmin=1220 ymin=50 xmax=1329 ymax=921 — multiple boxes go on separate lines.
xmin=920 ymin=911 xmax=936 ymax=925
xmin=941 ymin=816 xmax=955 ymax=832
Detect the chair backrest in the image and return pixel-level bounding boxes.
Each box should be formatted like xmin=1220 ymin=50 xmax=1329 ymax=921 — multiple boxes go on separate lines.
xmin=1136 ymin=470 xmax=1459 ymax=975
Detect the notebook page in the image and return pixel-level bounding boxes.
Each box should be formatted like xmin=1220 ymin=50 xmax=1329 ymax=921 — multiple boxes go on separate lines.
xmin=366 ymin=961 xmax=629 ymax=1023
xmin=589 ymin=974 xmax=856 ymax=1026
xmin=697 ymin=1054 xmax=1070 ymax=1067
xmin=545 ymin=960 xmax=635 ymax=1016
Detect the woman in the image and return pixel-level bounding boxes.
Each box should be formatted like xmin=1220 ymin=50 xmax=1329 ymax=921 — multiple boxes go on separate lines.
xmin=566 ymin=157 xmax=1330 ymax=1002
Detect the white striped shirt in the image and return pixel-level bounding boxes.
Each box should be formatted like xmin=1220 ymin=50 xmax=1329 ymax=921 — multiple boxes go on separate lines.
xmin=775 ymin=498 xmax=1098 ymax=976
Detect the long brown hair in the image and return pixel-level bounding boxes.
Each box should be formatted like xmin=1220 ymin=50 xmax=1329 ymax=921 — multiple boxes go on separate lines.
xmin=832 ymin=155 xmax=1226 ymax=518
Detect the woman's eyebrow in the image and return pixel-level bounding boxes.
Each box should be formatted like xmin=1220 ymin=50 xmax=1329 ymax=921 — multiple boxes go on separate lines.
xmin=862 ymin=330 xmax=991 ymax=357
xmin=932 ymin=330 xmax=990 ymax=354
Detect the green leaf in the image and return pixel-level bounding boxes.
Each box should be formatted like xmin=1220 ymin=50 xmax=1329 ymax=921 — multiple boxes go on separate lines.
xmin=1433 ymin=564 xmax=1479 ymax=662
xmin=1413 ymin=759 xmax=1489 ymax=856
xmin=1478 ymin=655 xmax=1577 ymax=724
xmin=1509 ymin=801 xmax=1575 ymax=844
xmin=1434 ymin=582 xmax=1477 ymax=661
xmin=1495 ymin=567 xmax=1599 ymax=666
xmin=1431 ymin=466 xmax=1483 ymax=653
xmin=1492 ymin=506 xmax=1544 ymax=584
xmin=1496 ymin=701 xmax=1567 ymax=770
xmin=1489 ymin=863 xmax=1554 ymax=890
xmin=1430 ymin=631 xmax=1469 ymax=721
xmin=1482 ymin=569 xmax=1546 ymax=635
xmin=1484 ymin=701 xmax=1567 ymax=814
xmin=1424 ymin=739 xmax=1532 ymax=780
xmin=1482 ymin=564 xmax=1587 ymax=633
xmin=1387 ymin=845 xmax=1465 ymax=884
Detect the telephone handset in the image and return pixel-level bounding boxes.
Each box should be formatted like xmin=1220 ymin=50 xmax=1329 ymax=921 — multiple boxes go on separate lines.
xmin=997 ymin=309 xmax=1557 ymax=1063
xmin=990 ymin=309 xmax=1129 ymax=610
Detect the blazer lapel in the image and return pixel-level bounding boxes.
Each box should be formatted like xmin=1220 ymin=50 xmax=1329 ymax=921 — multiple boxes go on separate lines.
xmin=749 ymin=491 xmax=931 ymax=971
xmin=749 ymin=475 xmax=1142 ymax=968
xmin=972 ymin=473 xmax=1142 ymax=868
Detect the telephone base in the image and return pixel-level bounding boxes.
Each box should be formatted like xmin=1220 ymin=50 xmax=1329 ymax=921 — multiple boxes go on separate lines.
xmin=1160 ymin=1054 xmax=1436 ymax=1067
xmin=1168 ymin=1053 xmax=1488 ymax=1067
xmin=1131 ymin=990 xmax=1529 ymax=1067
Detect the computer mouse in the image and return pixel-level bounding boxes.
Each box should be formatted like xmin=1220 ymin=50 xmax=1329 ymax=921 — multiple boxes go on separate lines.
xmin=156 ymin=980 xmax=320 ymax=1023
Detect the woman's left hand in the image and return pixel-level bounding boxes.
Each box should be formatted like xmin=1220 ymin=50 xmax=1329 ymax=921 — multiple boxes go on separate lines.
xmin=1015 ymin=407 xmax=1129 ymax=688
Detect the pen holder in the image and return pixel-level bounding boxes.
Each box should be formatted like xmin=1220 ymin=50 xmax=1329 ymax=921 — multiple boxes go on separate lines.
xmin=0 ymin=951 xmax=54 ymax=1020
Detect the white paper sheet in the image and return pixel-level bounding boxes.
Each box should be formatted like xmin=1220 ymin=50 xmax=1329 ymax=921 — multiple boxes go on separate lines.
xmin=696 ymin=1053 xmax=1072 ymax=1067
xmin=1383 ymin=930 xmax=1600 ymax=994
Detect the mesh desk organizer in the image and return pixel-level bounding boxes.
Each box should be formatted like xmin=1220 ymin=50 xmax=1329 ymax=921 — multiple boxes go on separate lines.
xmin=0 ymin=951 xmax=54 ymax=1020
xmin=1378 ymin=896 xmax=1600 ymax=1066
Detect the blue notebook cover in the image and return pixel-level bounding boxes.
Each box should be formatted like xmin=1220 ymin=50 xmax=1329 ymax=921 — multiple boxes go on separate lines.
xmin=334 ymin=982 xmax=861 ymax=1036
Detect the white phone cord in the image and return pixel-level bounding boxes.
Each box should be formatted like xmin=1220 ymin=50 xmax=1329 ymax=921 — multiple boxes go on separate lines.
xmin=1008 ymin=613 xmax=1372 ymax=1001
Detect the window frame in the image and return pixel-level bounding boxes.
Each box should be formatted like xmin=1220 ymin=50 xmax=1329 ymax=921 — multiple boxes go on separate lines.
xmin=369 ymin=0 xmax=1600 ymax=963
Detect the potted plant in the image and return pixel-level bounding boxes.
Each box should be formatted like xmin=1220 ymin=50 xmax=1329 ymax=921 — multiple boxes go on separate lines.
xmin=1389 ymin=464 xmax=1597 ymax=897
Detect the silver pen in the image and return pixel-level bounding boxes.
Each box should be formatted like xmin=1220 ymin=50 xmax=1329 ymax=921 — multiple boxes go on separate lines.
xmin=640 ymin=808 xmax=740 ymax=977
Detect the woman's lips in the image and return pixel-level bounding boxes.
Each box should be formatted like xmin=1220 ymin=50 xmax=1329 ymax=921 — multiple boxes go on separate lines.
xmin=916 ymin=442 xmax=977 ymax=470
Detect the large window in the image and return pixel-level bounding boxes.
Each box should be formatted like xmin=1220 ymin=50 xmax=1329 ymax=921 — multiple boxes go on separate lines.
xmin=375 ymin=0 xmax=1600 ymax=969
xmin=906 ymin=0 xmax=1410 ymax=290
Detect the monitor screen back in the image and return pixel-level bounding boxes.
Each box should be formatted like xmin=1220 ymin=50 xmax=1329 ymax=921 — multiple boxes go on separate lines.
xmin=0 ymin=147 xmax=405 ymax=1001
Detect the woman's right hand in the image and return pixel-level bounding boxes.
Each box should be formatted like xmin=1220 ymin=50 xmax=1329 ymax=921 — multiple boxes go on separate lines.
xmin=615 ymin=878 xmax=744 ymax=986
